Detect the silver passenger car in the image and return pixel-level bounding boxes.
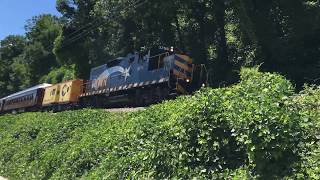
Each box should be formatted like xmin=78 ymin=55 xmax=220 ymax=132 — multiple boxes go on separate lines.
xmin=1 ymin=84 xmax=51 ymax=113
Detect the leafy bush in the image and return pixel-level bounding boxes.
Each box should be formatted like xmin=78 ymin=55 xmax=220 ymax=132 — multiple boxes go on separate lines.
xmin=287 ymin=86 xmax=320 ymax=179
xmin=0 ymin=68 xmax=319 ymax=179
xmin=40 ymin=65 xmax=76 ymax=84
xmin=0 ymin=110 xmax=127 ymax=179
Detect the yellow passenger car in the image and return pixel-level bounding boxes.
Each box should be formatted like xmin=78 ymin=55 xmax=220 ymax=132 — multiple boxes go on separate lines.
xmin=42 ymin=79 xmax=84 ymax=106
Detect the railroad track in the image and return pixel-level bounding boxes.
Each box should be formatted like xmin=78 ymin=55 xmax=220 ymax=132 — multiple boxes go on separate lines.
xmin=105 ymin=107 xmax=145 ymax=113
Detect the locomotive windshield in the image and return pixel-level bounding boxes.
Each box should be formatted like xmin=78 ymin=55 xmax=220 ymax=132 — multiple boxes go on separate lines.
xmin=107 ymin=58 xmax=122 ymax=67
xmin=148 ymin=48 xmax=169 ymax=71
xmin=90 ymin=64 xmax=107 ymax=80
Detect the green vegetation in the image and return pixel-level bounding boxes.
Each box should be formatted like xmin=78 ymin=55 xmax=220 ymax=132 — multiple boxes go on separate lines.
xmin=0 ymin=69 xmax=319 ymax=179
xmin=40 ymin=65 xmax=76 ymax=84
xmin=0 ymin=1 xmax=318 ymax=178
xmin=1 ymin=0 xmax=320 ymax=97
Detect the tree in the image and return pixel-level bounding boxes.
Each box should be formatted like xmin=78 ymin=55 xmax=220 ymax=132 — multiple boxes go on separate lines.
xmin=232 ymin=0 xmax=320 ymax=87
xmin=0 ymin=35 xmax=27 ymax=96
xmin=23 ymin=14 xmax=62 ymax=84
xmin=54 ymin=0 xmax=100 ymax=78
xmin=2 ymin=0 xmax=319 ymax=92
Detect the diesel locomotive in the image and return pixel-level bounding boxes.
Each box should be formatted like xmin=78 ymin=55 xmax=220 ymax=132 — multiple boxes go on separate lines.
xmin=0 ymin=47 xmax=207 ymax=114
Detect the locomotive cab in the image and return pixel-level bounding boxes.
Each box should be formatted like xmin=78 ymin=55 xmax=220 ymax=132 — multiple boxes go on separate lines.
xmin=145 ymin=47 xmax=208 ymax=95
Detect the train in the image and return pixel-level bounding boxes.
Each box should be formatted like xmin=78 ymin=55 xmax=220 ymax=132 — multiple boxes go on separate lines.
xmin=0 ymin=47 xmax=208 ymax=114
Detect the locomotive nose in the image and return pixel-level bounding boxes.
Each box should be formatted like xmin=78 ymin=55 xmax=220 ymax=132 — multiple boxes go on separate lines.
xmin=171 ymin=54 xmax=208 ymax=95
xmin=170 ymin=54 xmax=194 ymax=94
xmin=173 ymin=54 xmax=193 ymax=81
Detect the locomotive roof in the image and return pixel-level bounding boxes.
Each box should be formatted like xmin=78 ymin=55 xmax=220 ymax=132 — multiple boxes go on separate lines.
xmin=2 ymin=83 xmax=52 ymax=100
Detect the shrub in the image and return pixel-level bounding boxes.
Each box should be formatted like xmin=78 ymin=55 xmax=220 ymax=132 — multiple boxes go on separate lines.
xmin=40 ymin=65 xmax=76 ymax=84
xmin=0 ymin=68 xmax=319 ymax=179
xmin=287 ymin=86 xmax=320 ymax=179
xmin=0 ymin=110 xmax=127 ymax=179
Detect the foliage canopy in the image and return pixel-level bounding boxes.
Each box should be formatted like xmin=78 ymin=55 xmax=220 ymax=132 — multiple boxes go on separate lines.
xmin=1 ymin=0 xmax=319 ymax=96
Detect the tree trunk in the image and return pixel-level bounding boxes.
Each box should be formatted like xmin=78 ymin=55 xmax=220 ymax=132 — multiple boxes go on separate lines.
xmin=174 ymin=14 xmax=185 ymax=51
xmin=213 ymin=0 xmax=232 ymax=87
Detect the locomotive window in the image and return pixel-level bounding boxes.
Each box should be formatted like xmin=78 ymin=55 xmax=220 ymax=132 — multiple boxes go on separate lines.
xmin=107 ymin=59 xmax=122 ymax=67
xmin=129 ymin=57 xmax=135 ymax=63
xmin=159 ymin=54 xmax=166 ymax=67
xmin=148 ymin=54 xmax=166 ymax=71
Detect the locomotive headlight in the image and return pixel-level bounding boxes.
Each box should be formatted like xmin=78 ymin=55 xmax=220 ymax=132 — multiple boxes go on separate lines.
xmin=186 ymin=79 xmax=190 ymax=83
xmin=202 ymin=83 xmax=206 ymax=87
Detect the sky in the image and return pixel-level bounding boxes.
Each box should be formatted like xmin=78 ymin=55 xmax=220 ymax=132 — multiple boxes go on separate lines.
xmin=0 ymin=0 xmax=61 ymax=41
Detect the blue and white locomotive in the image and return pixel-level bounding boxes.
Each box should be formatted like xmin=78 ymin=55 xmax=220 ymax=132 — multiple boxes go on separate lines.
xmin=80 ymin=47 xmax=207 ymax=106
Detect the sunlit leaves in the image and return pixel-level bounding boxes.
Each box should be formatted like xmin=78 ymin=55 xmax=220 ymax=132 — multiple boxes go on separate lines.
xmin=0 ymin=68 xmax=319 ymax=179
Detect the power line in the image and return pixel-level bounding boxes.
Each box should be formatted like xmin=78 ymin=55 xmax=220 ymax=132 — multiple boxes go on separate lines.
xmin=61 ymin=0 xmax=143 ymax=41
xmin=59 ymin=0 xmax=147 ymax=49
xmin=40 ymin=0 xmax=147 ymax=59
xmin=62 ymin=20 xmax=99 ymax=41
xmin=61 ymin=0 xmax=147 ymax=48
